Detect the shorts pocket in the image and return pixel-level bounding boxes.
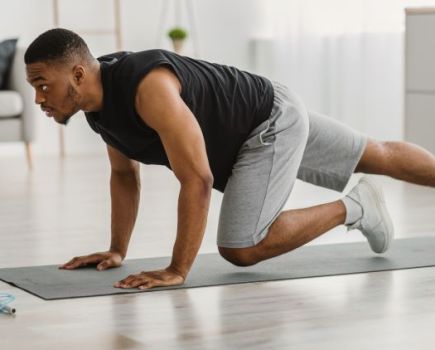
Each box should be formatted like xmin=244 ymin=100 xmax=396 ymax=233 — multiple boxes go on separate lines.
xmin=243 ymin=120 xmax=276 ymax=150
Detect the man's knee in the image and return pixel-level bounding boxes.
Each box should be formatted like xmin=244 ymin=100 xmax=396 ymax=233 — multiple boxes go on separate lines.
xmin=218 ymin=246 xmax=259 ymax=267
xmin=355 ymin=138 xmax=390 ymax=174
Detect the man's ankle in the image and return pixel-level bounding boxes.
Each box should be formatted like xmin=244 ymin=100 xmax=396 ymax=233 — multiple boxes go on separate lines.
xmin=341 ymin=196 xmax=363 ymax=225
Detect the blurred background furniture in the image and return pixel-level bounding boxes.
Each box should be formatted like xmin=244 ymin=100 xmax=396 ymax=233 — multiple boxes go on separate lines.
xmin=0 ymin=46 xmax=38 ymax=170
xmin=405 ymin=8 xmax=435 ymax=153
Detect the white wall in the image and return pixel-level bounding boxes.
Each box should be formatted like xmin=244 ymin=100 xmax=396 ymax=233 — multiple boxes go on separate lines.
xmin=255 ymin=33 xmax=404 ymax=141
xmin=251 ymin=0 xmax=406 ymax=141
xmin=0 ymin=0 xmax=267 ymax=157
xmin=1 ymin=0 xmax=434 ymax=157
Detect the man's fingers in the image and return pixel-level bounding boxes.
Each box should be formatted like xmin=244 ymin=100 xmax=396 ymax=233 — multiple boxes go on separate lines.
xmin=116 ymin=274 xmax=140 ymax=286
xmin=113 ymin=269 xmax=185 ymax=289
xmin=139 ymin=281 xmax=153 ymax=290
xmin=97 ymin=259 xmax=113 ymax=271
xmin=129 ymin=278 xmax=153 ymax=288
xmin=141 ymin=278 xmax=164 ymax=289
xmin=60 ymin=255 xmax=102 ymax=269
xmin=62 ymin=256 xmax=79 ymax=266
xmin=114 ymin=274 xmax=151 ymax=288
xmin=61 ymin=261 xmax=85 ymax=269
xmin=59 ymin=257 xmax=80 ymax=269
xmin=114 ymin=276 xmax=163 ymax=290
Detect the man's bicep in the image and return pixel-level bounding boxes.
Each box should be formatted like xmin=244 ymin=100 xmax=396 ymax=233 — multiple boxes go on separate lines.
xmin=159 ymin=108 xmax=213 ymax=185
xmin=107 ymin=144 xmax=139 ymax=174
xmin=135 ymin=71 xmax=213 ymax=185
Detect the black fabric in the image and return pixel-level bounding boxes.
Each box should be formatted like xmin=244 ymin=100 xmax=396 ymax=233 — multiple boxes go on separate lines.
xmin=0 ymin=38 xmax=18 ymax=90
xmin=85 ymin=49 xmax=275 ymax=192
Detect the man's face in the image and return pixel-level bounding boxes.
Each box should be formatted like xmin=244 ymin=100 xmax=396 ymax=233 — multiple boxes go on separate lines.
xmin=26 ymin=62 xmax=81 ymax=125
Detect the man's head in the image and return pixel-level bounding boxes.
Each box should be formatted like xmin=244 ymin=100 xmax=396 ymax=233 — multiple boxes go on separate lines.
xmin=25 ymin=28 xmax=99 ymax=125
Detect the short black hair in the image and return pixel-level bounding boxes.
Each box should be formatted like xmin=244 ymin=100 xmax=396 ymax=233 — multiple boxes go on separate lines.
xmin=24 ymin=28 xmax=93 ymax=65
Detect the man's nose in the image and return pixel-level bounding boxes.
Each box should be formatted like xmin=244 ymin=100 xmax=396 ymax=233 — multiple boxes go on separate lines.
xmin=34 ymin=91 xmax=45 ymax=105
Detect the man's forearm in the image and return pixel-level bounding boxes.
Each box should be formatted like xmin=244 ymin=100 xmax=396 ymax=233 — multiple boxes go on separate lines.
xmin=109 ymin=171 xmax=141 ymax=259
xmin=168 ymin=179 xmax=212 ymax=278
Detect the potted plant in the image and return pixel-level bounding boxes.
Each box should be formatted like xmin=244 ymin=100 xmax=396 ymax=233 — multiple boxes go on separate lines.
xmin=168 ymin=27 xmax=188 ymax=54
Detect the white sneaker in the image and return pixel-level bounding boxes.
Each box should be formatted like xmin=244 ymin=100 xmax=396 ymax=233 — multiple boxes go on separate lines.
xmin=345 ymin=175 xmax=394 ymax=254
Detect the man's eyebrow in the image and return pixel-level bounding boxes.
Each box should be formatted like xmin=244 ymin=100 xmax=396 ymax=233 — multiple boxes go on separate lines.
xmin=27 ymin=76 xmax=46 ymax=84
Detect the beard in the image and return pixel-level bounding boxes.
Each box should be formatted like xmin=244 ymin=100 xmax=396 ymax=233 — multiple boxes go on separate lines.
xmin=58 ymin=115 xmax=72 ymax=125
xmin=57 ymin=84 xmax=80 ymax=125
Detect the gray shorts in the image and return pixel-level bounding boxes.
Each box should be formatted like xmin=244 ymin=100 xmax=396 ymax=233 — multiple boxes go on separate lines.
xmin=216 ymin=81 xmax=368 ymax=248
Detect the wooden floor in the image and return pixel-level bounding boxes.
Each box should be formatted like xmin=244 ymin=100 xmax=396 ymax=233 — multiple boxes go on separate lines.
xmin=1 ymin=155 xmax=435 ymax=349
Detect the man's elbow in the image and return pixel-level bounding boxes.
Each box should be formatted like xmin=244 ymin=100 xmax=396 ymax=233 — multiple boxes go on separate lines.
xmin=202 ymin=173 xmax=214 ymax=188
xmin=111 ymin=167 xmax=141 ymax=189
xmin=180 ymin=173 xmax=214 ymax=191
xmin=197 ymin=174 xmax=214 ymax=191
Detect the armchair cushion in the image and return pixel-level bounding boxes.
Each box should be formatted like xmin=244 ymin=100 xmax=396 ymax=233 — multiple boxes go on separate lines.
xmin=0 ymin=90 xmax=23 ymax=118
xmin=0 ymin=38 xmax=18 ymax=90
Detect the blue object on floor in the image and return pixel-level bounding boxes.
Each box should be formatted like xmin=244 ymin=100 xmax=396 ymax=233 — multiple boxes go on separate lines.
xmin=0 ymin=293 xmax=16 ymax=314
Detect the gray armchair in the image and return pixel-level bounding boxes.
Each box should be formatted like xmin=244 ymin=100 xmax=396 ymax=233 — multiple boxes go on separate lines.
xmin=0 ymin=46 xmax=39 ymax=169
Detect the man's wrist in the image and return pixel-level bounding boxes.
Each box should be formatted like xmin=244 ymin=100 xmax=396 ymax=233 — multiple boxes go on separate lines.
xmin=166 ymin=264 xmax=189 ymax=280
xmin=109 ymin=247 xmax=126 ymax=260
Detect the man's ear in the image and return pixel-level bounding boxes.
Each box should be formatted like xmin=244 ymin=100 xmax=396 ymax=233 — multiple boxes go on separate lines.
xmin=72 ymin=65 xmax=85 ymax=85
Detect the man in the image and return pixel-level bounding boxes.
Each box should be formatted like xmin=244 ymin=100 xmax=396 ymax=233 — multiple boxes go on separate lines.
xmin=25 ymin=28 xmax=435 ymax=291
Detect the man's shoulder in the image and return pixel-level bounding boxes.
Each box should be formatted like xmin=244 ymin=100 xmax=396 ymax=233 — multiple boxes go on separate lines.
xmin=97 ymin=49 xmax=172 ymax=65
xmin=97 ymin=50 xmax=131 ymax=63
xmin=98 ymin=49 xmax=177 ymax=83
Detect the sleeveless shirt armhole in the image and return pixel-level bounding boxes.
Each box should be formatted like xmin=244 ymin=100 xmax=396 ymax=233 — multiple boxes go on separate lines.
xmin=130 ymin=59 xmax=183 ymax=101
xmin=129 ymin=59 xmax=183 ymax=130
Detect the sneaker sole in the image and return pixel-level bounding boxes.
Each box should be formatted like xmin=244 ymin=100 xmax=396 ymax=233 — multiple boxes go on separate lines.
xmin=359 ymin=175 xmax=395 ymax=253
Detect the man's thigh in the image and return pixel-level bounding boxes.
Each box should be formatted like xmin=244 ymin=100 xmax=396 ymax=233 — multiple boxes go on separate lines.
xmin=296 ymin=110 xmax=368 ymax=192
xmin=217 ymin=85 xmax=309 ymax=249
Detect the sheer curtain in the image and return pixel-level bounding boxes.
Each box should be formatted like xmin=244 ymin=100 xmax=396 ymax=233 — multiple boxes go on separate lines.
xmin=255 ymin=0 xmax=435 ymax=140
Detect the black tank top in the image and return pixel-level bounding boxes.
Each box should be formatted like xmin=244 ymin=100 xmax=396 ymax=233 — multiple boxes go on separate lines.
xmin=85 ymin=49 xmax=275 ymax=192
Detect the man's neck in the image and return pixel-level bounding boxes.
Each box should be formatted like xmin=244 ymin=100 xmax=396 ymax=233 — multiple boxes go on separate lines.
xmin=81 ymin=61 xmax=104 ymax=113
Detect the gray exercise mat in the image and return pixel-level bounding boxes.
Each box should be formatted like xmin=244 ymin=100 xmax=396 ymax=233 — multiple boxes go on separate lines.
xmin=0 ymin=236 xmax=434 ymax=300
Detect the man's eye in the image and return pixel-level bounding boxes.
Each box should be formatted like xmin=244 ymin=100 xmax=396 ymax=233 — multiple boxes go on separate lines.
xmin=40 ymin=85 xmax=48 ymax=92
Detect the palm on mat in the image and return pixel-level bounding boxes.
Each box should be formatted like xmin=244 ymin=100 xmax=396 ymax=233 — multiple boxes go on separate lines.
xmin=59 ymin=250 xmax=185 ymax=290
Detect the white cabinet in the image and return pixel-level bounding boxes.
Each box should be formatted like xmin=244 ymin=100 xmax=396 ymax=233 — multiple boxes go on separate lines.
xmin=405 ymin=8 xmax=435 ymax=152
xmin=405 ymin=93 xmax=435 ymax=151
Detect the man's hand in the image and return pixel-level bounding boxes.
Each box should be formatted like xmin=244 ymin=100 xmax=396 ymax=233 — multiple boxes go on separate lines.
xmin=114 ymin=267 xmax=185 ymax=290
xmin=59 ymin=251 xmax=124 ymax=271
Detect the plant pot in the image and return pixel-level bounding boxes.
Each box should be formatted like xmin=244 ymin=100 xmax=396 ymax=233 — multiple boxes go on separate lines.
xmin=171 ymin=39 xmax=184 ymax=54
